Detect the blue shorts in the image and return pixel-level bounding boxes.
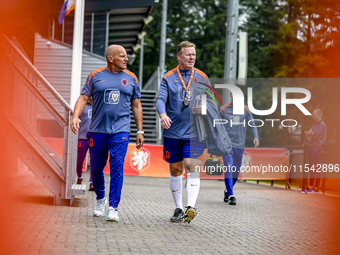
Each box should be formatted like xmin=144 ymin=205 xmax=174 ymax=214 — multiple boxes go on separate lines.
xmin=163 ymin=137 xmax=205 ymax=163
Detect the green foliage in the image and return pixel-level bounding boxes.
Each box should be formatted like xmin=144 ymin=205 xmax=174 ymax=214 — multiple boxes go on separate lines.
xmin=130 ymin=0 xmax=229 ymax=83
xmin=132 ymin=0 xmax=340 ymax=80
xmin=240 ymin=0 xmax=285 ymax=78
xmin=129 ymin=0 xmax=339 ymax=147
xmin=271 ymin=0 xmax=340 ymax=78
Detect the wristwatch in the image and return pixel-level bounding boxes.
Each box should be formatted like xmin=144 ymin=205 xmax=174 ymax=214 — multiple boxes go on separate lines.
xmin=137 ymin=131 xmax=144 ymax=135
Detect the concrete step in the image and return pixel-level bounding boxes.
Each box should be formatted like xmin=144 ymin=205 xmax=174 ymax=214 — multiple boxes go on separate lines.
xmin=71 ymin=184 xmax=86 ymax=196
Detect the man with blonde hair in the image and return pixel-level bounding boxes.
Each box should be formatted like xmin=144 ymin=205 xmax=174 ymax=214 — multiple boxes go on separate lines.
xmin=157 ymin=41 xmax=212 ymax=223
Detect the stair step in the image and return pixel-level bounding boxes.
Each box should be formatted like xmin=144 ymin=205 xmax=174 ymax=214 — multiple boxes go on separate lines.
xmin=72 ymin=184 xmax=86 ymax=195
xmin=130 ymin=124 xmax=157 ymax=128
xmin=130 ymin=91 xmax=158 ymax=144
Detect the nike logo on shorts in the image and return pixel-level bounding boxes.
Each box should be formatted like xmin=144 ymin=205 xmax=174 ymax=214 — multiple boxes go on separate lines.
xmin=100 ymin=80 xmax=106 ymax=83
xmin=122 ymin=137 xmax=127 ymax=139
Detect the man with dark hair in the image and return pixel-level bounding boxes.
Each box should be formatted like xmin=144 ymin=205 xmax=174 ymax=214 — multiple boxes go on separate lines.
xmin=157 ymin=41 xmax=212 ymax=223
xmin=71 ymin=45 xmax=144 ymax=222
xmin=300 ymin=109 xmax=327 ymax=194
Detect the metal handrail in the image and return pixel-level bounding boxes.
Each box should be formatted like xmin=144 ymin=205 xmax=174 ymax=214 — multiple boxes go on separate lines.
xmin=4 ymin=35 xmax=73 ymax=113
xmin=11 ymin=36 xmax=30 ymax=61
xmin=3 ymin=34 xmax=78 ymax=204
xmin=6 ymin=59 xmax=68 ymax=127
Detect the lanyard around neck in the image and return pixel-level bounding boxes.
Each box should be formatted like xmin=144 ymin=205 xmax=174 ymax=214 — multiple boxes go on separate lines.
xmin=175 ymin=66 xmax=194 ymax=93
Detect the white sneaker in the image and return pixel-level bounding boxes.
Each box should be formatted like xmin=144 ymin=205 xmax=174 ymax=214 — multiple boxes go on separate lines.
xmin=107 ymin=206 xmax=119 ymax=222
xmin=93 ymin=197 xmax=107 ymax=217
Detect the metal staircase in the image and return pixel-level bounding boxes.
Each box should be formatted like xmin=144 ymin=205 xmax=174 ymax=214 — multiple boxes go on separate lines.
xmin=130 ymin=90 xmax=159 ymax=144
xmin=1 ymin=36 xmax=84 ymax=205
xmin=33 ymin=34 xmax=159 ymax=145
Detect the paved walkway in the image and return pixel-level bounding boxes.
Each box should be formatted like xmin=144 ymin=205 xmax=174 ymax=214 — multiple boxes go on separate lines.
xmin=8 ymin=172 xmax=340 ymax=254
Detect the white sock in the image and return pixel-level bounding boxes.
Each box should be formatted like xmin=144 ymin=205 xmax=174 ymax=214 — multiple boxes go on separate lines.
xmin=186 ymin=172 xmax=200 ymax=208
xmin=169 ymin=175 xmax=183 ymax=209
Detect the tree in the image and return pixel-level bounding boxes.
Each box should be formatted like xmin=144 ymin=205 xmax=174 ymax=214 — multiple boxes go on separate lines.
xmin=130 ymin=0 xmax=230 ymax=84
xmin=272 ymin=0 xmax=340 ymax=78
xmin=240 ymin=0 xmax=285 ymax=78
xmin=129 ymin=0 xmax=340 ymax=147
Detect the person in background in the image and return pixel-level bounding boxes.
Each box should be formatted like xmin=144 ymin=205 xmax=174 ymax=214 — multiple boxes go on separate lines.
xmin=300 ymin=109 xmax=327 ymax=194
xmin=76 ymin=97 xmax=94 ymax=191
xmin=219 ymin=91 xmax=259 ymax=205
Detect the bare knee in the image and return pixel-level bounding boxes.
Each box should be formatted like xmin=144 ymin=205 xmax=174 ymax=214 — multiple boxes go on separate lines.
xmin=183 ymin=158 xmax=202 ymax=173
xmin=170 ymin=162 xmax=183 ymax=176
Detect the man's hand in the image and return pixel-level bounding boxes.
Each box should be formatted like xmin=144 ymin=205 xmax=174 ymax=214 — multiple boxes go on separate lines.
xmin=160 ymin=113 xmax=172 ymax=129
xmin=192 ymin=106 xmax=201 ymax=115
xmin=71 ymin=94 xmax=89 ymax=134
xmin=306 ymin=130 xmax=313 ymax=137
xmin=71 ymin=117 xmax=80 ymax=134
xmin=253 ymin=138 xmax=260 ymax=148
xmin=136 ymin=133 xmax=145 ymax=149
